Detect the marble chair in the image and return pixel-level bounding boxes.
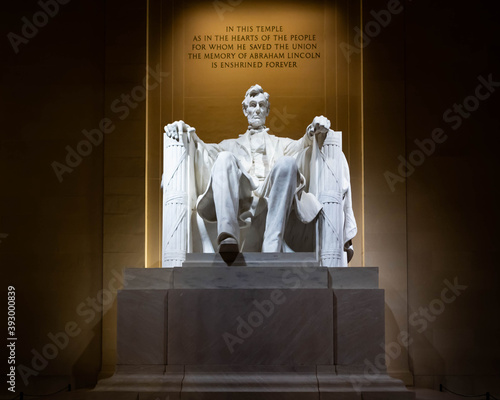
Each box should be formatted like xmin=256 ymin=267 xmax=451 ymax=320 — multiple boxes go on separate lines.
xmin=161 ymin=124 xmax=356 ymax=267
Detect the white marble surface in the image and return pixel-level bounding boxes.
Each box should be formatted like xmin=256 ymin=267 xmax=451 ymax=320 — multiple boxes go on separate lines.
xmin=318 ymin=365 xmax=414 ymax=399
xmin=167 ymin=288 xmax=334 ymax=365
xmin=101 ymin=267 xmax=415 ymax=399
xmin=95 ymin=366 xmax=415 ymax=399
xmin=162 ymin=84 xmax=357 ymax=267
xmin=95 ymin=365 xmax=183 ymax=396
xmin=328 ymin=266 xmax=379 ymax=288
xmin=121 ymin=265 xmax=380 ymax=289
xmin=173 ymin=266 xmax=328 ymax=289
xmin=182 ymin=252 xmax=319 ymax=267
xmin=31 ymin=386 xmax=455 ymax=400
xmin=334 ymin=289 xmax=385 ymax=367
xmin=116 ymin=289 xmax=168 ymax=365
xmin=123 ymin=267 xmax=173 ymax=289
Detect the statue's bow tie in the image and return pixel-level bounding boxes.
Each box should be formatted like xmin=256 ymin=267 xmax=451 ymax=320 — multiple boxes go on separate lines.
xmin=248 ymin=127 xmax=269 ymax=135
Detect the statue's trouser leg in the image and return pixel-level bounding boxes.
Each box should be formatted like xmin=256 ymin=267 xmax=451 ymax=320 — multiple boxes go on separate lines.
xmin=262 ymin=156 xmax=299 ymax=252
xmin=212 ymin=152 xmax=242 ymax=244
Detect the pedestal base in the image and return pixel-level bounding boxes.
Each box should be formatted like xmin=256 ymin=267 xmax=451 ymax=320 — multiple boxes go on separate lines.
xmin=94 ymin=259 xmax=414 ymax=399
xmin=95 ymin=365 xmax=413 ymax=399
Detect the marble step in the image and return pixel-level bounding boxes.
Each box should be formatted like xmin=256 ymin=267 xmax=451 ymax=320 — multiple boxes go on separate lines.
xmin=182 ymin=252 xmax=319 ymax=267
xmin=122 ymin=265 xmax=379 ymax=290
xmin=93 ymin=365 xmax=414 ymax=400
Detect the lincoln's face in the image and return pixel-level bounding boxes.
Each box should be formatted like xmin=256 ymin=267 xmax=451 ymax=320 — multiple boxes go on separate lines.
xmin=244 ymin=93 xmax=269 ymax=129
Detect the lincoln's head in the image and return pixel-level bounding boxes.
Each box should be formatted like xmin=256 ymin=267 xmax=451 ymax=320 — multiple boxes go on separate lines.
xmin=242 ymin=84 xmax=270 ymax=129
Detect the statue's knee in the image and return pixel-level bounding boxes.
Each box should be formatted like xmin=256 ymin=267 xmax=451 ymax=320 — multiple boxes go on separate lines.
xmin=214 ymin=151 xmax=237 ymax=168
xmin=274 ymin=156 xmax=298 ymax=174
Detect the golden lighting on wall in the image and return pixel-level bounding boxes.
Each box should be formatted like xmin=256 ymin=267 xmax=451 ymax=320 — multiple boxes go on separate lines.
xmin=165 ymin=0 xmax=341 ymax=142
xmin=145 ymin=0 xmax=363 ymax=268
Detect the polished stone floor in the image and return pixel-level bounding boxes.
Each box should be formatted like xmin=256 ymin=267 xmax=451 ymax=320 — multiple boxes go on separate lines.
xmin=22 ymin=387 xmax=488 ymax=400
xmin=410 ymin=388 xmax=487 ymax=399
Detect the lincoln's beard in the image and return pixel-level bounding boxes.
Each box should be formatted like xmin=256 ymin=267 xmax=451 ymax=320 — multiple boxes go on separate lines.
xmin=248 ymin=115 xmax=266 ymax=129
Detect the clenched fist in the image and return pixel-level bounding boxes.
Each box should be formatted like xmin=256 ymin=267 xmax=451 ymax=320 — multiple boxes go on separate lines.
xmin=307 ymin=115 xmax=331 ymax=137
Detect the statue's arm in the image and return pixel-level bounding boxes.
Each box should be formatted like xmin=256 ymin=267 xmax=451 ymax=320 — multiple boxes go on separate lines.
xmin=164 ymin=120 xmax=202 ymax=145
xmin=163 ymin=120 xmax=221 ymax=195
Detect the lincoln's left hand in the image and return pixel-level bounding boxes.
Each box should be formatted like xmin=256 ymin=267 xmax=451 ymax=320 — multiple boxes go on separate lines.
xmin=307 ymin=115 xmax=331 ymax=137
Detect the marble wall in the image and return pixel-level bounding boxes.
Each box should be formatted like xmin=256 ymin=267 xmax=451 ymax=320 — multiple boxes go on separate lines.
xmin=403 ymin=0 xmax=500 ymax=394
xmin=364 ymin=0 xmax=499 ymax=393
xmin=362 ymin=0 xmax=411 ymax=384
xmin=1 ymin=0 xmax=105 ymax=393
xmin=101 ymin=0 xmax=148 ymax=377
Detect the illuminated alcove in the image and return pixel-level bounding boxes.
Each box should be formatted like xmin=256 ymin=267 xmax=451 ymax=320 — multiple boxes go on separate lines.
xmin=144 ymin=0 xmax=364 ymax=268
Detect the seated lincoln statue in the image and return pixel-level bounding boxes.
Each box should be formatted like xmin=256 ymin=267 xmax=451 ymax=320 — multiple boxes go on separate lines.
xmin=162 ymin=84 xmax=357 ymax=267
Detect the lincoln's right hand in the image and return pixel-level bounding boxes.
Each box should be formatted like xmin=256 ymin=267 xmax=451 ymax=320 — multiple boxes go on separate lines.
xmin=164 ymin=120 xmax=194 ymax=141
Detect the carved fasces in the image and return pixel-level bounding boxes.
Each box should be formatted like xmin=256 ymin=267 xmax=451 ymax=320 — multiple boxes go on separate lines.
xmin=317 ymin=130 xmax=345 ymax=267
xmin=162 ymin=121 xmax=195 ymax=267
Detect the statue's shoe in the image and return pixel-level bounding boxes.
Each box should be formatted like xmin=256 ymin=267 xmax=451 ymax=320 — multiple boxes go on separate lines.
xmin=218 ymin=237 xmax=239 ymax=254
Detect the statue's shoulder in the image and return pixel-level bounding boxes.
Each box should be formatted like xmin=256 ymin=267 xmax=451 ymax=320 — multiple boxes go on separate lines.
xmin=218 ymin=136 xmax=242 ymax=152
xmin=219 ymin=137 xmax=239 ymax=145
xmin=273 ymin=134 xmax=296 ymax=145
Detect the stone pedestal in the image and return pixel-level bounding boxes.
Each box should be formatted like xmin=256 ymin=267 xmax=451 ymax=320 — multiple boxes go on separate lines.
xmin=95 ymin=255 xmax=413 ymax=399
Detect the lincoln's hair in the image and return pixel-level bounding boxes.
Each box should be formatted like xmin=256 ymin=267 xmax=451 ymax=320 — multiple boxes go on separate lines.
xmin=242 ymin=84 xmax=270 ymax=114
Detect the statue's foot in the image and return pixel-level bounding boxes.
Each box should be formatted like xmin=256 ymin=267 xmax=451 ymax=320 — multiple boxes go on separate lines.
xmin=218 ymin=237 xmax=239 ymax=254
xmin=218 ymin=237 xmax=239 ymax=265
